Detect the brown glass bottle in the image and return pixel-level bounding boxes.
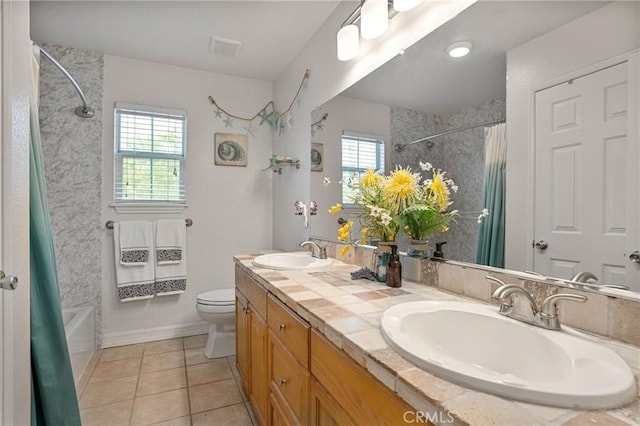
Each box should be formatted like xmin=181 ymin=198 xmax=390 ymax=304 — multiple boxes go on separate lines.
xmin=386 ymin=243 xmax=402 ymax=288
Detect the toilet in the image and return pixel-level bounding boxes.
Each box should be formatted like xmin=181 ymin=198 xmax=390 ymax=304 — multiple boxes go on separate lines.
xmin=196 ymin=288 xmax=236 ymax=358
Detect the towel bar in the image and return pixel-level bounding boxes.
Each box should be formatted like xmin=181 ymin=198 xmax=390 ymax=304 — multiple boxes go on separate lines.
xmin=106 ymin=219 xmax=193 ymax=229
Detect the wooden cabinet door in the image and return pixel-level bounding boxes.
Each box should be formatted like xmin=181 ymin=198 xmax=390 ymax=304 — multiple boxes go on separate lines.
xmin=250 ymin=309 xmax=269 ymax=425
xmin=310 ymin=379 xmax=356 ymax=426
xmin=269 ymin=392 xmax=295 ymax=426
xmin=235 ymin=293 xmax=250 ymax=391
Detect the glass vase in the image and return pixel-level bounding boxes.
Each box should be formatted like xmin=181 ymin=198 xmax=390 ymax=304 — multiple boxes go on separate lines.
xmin=386 ymin=243 xmax=402 ymax=288
xmin=375 ymin=242 xmax=392 ymax=282
xmin=407 ymin=239 xmax=431 ymax=258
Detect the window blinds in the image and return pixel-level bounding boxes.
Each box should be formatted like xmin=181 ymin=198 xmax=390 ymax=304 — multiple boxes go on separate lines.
xmin=341 ymin=133 xmax=385 ymax=204
xmin=114 ymin=104 xmax=187 ymax=203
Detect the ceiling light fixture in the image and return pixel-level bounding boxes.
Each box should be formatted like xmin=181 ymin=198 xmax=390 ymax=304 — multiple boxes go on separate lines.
xmin=337 ymin=24 xmax=360 ymax=61
xmin=393 ymin=0 xmax=420 ymax=12
xmin=361 ymin=0 xmax=389 ymax=39
xmin=336 ymin=0 xmax=422 ymax=62
xmin=447 ymin=41 xmax=472 ymax=58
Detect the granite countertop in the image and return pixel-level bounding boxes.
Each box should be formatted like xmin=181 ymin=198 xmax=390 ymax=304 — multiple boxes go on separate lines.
xmin=233 ymin=255 xmax=640 ymax=426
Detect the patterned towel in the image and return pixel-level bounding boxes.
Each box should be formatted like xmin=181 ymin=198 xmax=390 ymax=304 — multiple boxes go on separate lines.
xmin=113 ymin=221 xmax=156 ymax=301
xmin=155 ymin=220 xmax=187 ymax=295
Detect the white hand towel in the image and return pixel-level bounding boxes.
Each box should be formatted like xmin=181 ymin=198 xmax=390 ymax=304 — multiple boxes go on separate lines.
xmin=155 ymin=220 xmax=185 ymax=265
xmin=119 ymin=220 xmax=153 ymax=265
xmin=113 ymin=221 xmax=156 ymax=302
xmin=155 ymin=220 xmax=187 ymax=296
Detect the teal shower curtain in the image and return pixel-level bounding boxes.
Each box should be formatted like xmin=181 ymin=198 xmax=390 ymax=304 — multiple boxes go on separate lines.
xmin=476 ymin=123 xmax=507 ymax=268
xmin=30 ymin=45 xmax=81 ymax=426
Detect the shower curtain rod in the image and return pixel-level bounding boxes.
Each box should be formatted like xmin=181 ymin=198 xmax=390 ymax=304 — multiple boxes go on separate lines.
xmin=38 ymin=46 xmax=95 ymax=118
xmin=393 ymin=118 xmax=505 ymax=152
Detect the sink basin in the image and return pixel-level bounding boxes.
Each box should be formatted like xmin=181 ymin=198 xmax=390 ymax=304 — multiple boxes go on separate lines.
xmin=380 ymin=301 xmax=636 ymax=409
xmin=252 ymin=252 xmax=332 ymax=271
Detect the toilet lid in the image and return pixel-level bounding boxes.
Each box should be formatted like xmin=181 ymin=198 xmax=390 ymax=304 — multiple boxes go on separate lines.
xmin=197 ymin=288 xmax=235 ymax=305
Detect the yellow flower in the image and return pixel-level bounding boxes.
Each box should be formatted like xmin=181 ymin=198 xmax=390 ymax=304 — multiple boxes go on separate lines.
xmin=328 ymin=203 xmax=342 ymax=214
xmin=385 ymin=167 xmax=418 ymax=210
xmin=430 ymin=172 xmax=450 ymax=210
xmin=339 ymin=245 xmax=351 ymax=256
xmin=337 ymin=221 xmax=353 ymax=241
xmin=360 ymin=169 xmax=383 ymax=187
xmin=361 ymin=227 xmax=368 ymax=236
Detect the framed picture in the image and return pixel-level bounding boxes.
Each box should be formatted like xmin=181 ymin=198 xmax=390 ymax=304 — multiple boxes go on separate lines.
xmin=214 ymin=133 xmax=248 ymax=166
xmin=311 ymin=142 xmax=323 ymax=172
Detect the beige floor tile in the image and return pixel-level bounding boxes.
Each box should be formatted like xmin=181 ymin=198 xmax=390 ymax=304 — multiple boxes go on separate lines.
xmin=80 ymin=399 xmax=134 ymax=426
xmin=150 ymin=416 xmax=191 ymax=426
xmin=144 ymin=338 xmax=184 ymax=355
xmin=141 ymin=350 xmax=185 ymax=374
xmin=245 ymin=402 xmax=258 ymax=426
xmin=226 ymin=356 xmax=239 ymax=377
xmin=183 ymin=334 xmax=207 ymax=349
xmin=90 ymin=357 xmax=141 ymax=383
xmin=79 ymin=376 xmax=138 ymax=409
xmin=191 ymin=403 xmax=252 ymax=426
xmin=100 ymin=344 xmax=145 ymax=363
xmin=131 ymin=388 xmax=190 ymax=425
xmin=189 ymin=378 xmax=243 ymax=414
xmin=137 ymin=367 xmax=187 ymax=397
xmin=186 ymin=359 xmax=233 ymax=386
xmin=235 ymin=378 xmax=249 ymax=402
xmin=77 ymin=350 xmax=102 ymax=397
xmin=184 ymin=348 xmax=209 ymax=366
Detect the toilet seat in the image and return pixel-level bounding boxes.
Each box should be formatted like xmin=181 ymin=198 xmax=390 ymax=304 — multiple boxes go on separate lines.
xmin=197 ymin=288 xmax=235 ymax=306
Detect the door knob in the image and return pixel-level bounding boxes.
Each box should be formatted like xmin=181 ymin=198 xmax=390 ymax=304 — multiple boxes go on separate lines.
xmin=630 ymin=251 xmax=640 ymax=263
xmin=533 ymin=240 xmax=549 ymax=250
xmin=0 ymin=271 xmax=18 ymax=290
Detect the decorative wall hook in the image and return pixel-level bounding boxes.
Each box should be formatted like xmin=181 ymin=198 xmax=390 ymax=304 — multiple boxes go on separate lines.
xmin=294 ymin=201 xmax=309 ymax=228
xmin=309 ymin=201 xmax=318 ymax=216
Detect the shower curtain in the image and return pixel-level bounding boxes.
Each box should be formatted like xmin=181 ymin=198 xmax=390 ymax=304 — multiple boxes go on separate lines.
xmin=30 ymin=44 xmax=81 ymax=426
xmin=476 ymin=122 xmax=506 ymax=268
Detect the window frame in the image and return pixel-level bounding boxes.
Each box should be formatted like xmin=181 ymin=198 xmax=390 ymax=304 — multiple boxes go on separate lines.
xmin=112 ymin=103 xmax=188 ymax=212
xmin=341 ymin=131 xmax=385 ymax=206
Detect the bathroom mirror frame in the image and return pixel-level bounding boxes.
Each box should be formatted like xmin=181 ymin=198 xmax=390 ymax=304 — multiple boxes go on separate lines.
xmin=309 ymin=0 xmax=640 ymax=300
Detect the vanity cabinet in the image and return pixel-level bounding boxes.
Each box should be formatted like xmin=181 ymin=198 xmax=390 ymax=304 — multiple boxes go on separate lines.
xmin=236 ymin=265 xmax=424 ymax=426
xmin=235 ymin=266 xmax=269 ymax=425
xmin=267 ymin=294 xmax=310 ymax=425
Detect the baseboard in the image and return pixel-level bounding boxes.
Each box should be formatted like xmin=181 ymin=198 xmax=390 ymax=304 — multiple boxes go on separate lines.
xmin=102 ymin=321 xmax=209 ymax=348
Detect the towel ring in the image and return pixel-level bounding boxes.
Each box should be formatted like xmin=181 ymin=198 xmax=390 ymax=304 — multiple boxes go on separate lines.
xmin=105 ymin=219 xmax=193 ymax=229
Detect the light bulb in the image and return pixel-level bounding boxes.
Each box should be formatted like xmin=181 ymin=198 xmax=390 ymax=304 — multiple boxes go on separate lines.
xmin=447 ymin=41 xmax=472 ymax=58
xmin=337 ymin=24 xmax=359 ymax=61
xmin=361 ymin=0 xmax=388 ymax=40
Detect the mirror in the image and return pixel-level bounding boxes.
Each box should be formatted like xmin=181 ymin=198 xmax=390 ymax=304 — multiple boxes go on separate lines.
xmin=310 ymin=1 xmax=640 ymax=296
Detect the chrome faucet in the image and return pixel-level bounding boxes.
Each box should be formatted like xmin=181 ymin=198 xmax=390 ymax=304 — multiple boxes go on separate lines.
xmin=299 ymin=240 xmax=327 ymax=259
xmin=570 ymin=271 xmax=598 ymax=283
xmin=487 ymin=276 xmax=588 ymax=330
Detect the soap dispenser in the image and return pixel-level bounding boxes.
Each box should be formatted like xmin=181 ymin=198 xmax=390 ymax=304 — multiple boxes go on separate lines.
xmin=433 ymin=242 xmax=447 ymax=258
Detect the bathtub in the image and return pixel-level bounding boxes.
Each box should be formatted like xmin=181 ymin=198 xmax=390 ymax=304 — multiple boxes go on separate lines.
xmin=62 ymin=306 xmax=95 ymax=384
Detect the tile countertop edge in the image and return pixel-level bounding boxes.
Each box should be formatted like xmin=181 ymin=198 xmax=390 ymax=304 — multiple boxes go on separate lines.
xmin=233 ymin=256 xmax=640 ymax=426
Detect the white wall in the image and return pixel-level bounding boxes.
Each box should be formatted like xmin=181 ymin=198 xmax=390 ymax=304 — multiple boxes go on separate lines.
xmin=272 ymin=0 xmax=476 ymax=251
xmin=505 ymin=2 xmax=640 ymax=271
xmin=101 ymin=55 xmax=274 ymax=346
xmin=309 ymin=95 xmax=391 ymax=240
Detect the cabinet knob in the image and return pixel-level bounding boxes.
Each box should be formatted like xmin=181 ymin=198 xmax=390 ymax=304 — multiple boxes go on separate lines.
xmin=242 ymin=307 xmax=249 ymax=315
xmin=278 ymin=323 xmax=286 ymax=331
xmin=279 ymin=378 xmax=287 ymax=386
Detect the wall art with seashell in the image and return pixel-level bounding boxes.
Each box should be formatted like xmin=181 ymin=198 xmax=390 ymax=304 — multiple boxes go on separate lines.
xmin=214 ymin=133 xmax=248 ymax=166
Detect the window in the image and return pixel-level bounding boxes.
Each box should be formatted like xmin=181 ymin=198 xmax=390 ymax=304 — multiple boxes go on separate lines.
xmin=341 ymin=132 xmax=385 ymax=204
xmin=114 ymin=103 xmax=186 ymax=205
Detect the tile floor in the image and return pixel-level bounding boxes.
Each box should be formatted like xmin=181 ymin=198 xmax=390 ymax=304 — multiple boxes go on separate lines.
xmin=77 ymin=335 xmax=257 ymax=426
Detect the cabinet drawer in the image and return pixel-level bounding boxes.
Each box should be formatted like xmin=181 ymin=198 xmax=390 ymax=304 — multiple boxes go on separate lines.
xmin=235 ymin=265 xmax=267 ymax=318
xmin=269 ymin=333 xmax=310 ymax=425
xmin=311 ymin=330 xmax=420 ymax=426
xmin=268 ymin=294 xmax=310 ymax=367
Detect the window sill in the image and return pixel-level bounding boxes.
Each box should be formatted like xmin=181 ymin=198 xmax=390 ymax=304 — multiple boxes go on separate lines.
xmin=110 ymin=203 xmax=188 ymax=214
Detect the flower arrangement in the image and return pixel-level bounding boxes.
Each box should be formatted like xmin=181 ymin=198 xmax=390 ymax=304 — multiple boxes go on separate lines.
xmin=328 ymin=161 xmax=487 ymax=255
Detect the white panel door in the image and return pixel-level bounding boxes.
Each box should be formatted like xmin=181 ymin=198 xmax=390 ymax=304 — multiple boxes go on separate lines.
xmin=534 ymin=61 xmax=640 ymax=290
xmin=1 ymin=1 xmax=31 ymax=424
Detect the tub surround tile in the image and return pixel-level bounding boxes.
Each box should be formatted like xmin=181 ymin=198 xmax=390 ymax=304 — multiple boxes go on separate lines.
xmin=234 ymin=255 xmax=640 ymax=426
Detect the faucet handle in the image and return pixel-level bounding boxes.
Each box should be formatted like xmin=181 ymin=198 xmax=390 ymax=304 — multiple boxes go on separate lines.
xmin=541 ymin=293 xmax=587 ymax=316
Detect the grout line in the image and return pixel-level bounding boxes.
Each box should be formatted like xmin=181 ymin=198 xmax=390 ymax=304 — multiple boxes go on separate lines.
xmin=128 ymin=343 xmax=145 ymax=426
xmin=181 ymin=340 xmax=194 ymax=426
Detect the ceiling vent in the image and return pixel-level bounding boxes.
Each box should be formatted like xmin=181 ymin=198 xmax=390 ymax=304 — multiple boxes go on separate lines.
xmin=209 ymin=36 xmax=242 ymax=58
